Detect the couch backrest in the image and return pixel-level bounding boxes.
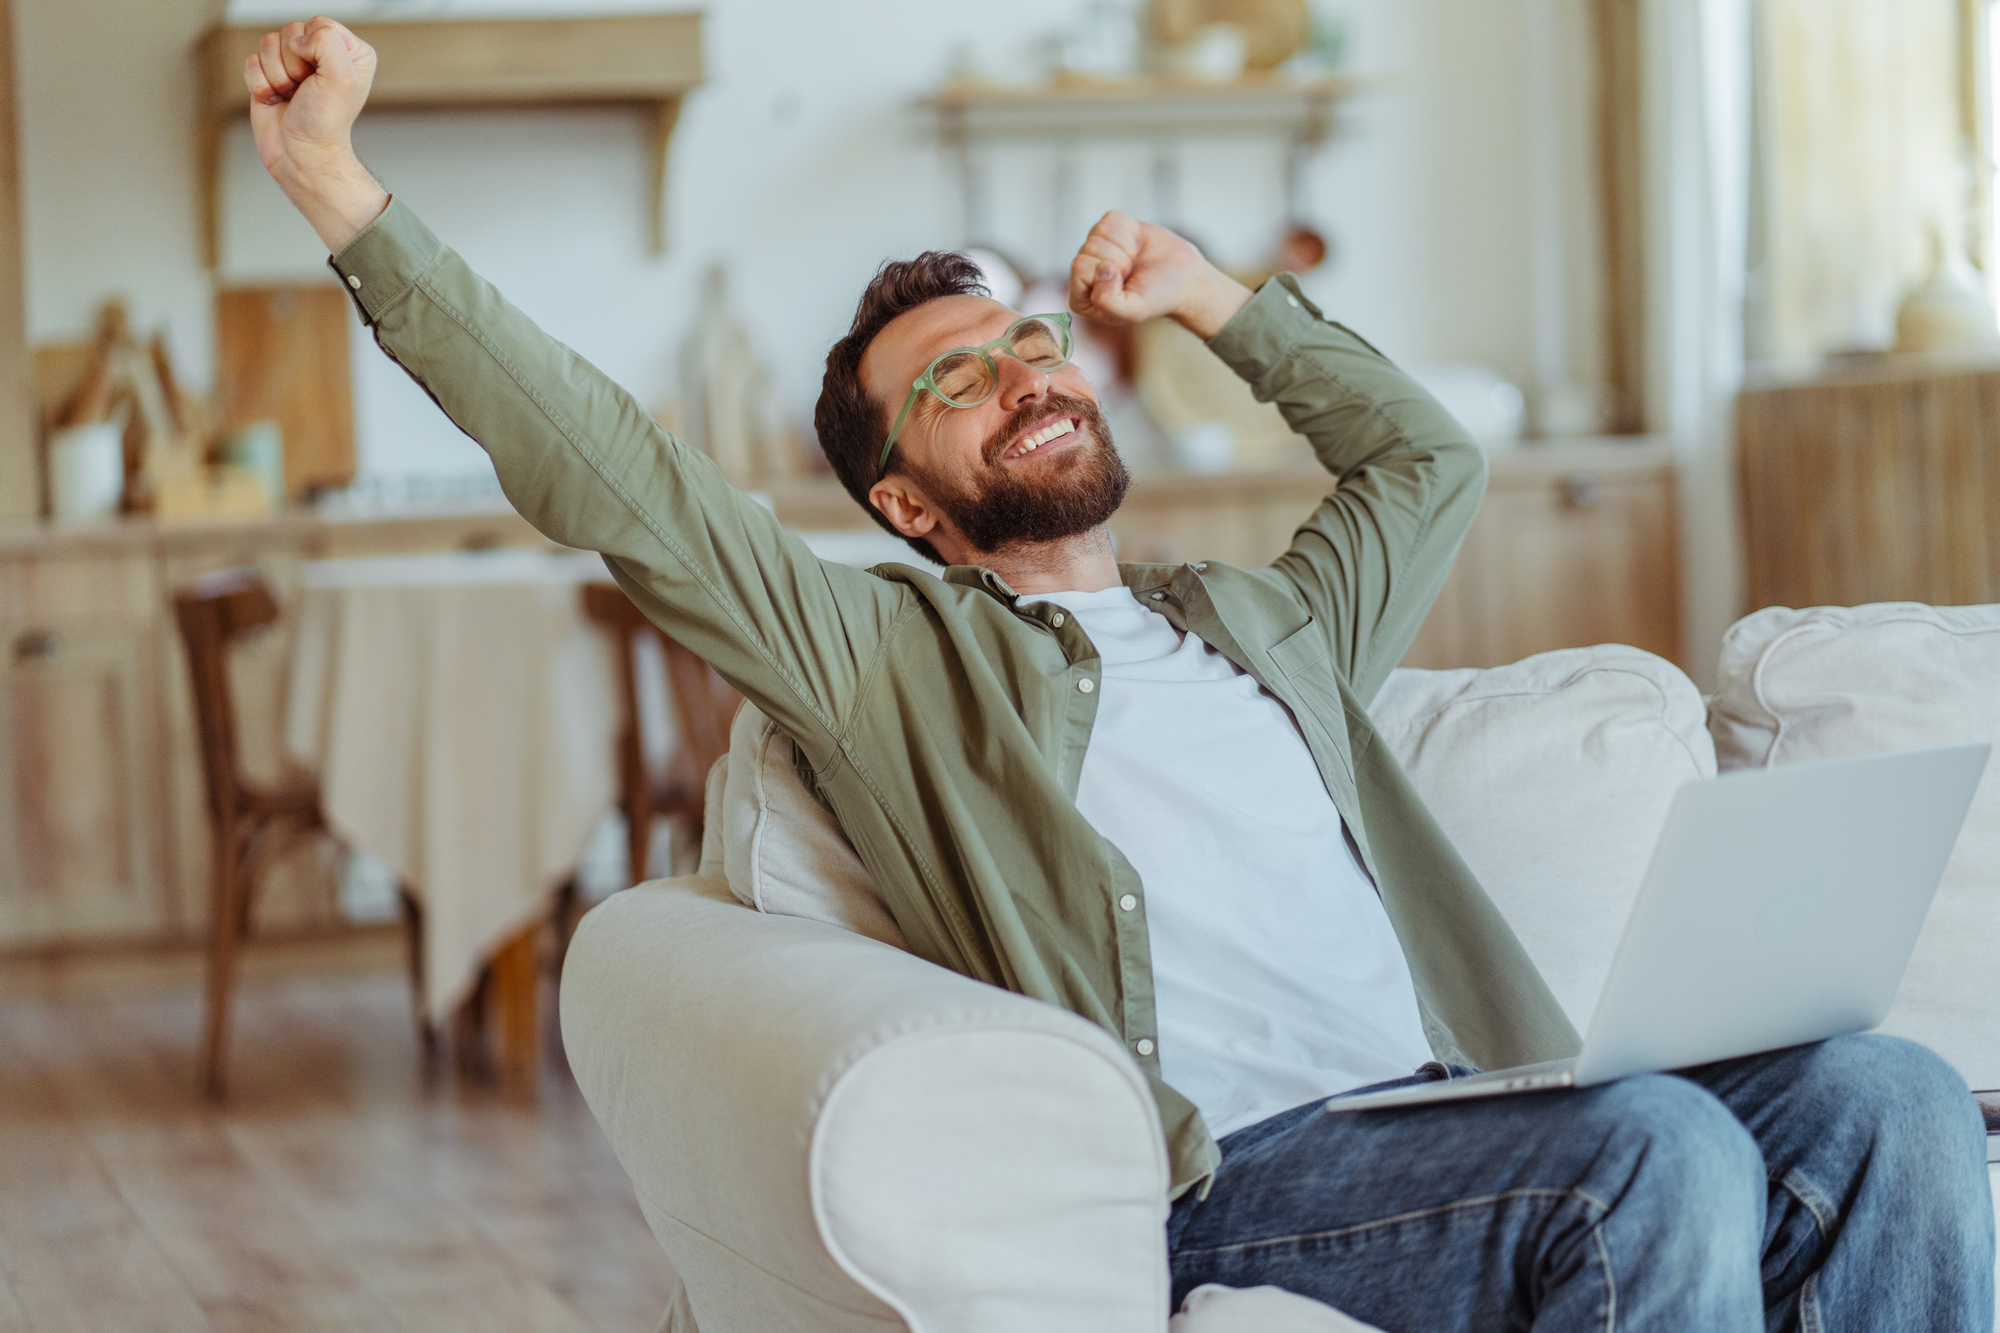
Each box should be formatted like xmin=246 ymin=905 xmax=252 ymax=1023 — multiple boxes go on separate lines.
xmin=1370 ymin=646 xmax=1714 ymax=1028
xmin=1709 ymin=603 xmax=2000 ymax=1087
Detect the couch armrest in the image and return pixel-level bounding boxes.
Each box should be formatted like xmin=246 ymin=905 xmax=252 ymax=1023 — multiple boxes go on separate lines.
xmin=560 ymin=877 xmax=1172 ymax=1333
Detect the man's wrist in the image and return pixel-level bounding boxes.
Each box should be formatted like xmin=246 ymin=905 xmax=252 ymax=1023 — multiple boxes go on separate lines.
xmin=1171 ymin=268 xmax=1255 ymax=342
xmin=275 ymin=144 xmax=389 ymax=253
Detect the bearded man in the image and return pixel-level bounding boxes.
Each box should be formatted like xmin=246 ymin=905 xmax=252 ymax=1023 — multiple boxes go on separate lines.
xmin=245 ymin=18 xmax=1992 ymax=1331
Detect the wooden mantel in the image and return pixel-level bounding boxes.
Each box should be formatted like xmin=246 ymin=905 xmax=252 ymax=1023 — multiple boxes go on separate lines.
xmin=196 ymin=12 xmax=704 ymax=268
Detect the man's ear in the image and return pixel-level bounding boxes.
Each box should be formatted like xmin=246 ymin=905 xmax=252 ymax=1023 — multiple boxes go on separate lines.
xmin=868 ymin=476 xmax=940 ymax=544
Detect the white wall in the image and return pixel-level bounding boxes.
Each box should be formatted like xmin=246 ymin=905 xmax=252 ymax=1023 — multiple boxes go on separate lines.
xmin=20 ymin=0 xmax=1595 ymax=485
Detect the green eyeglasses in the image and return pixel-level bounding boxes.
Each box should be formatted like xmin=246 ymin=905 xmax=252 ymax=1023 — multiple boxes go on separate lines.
xmin=877 ymin=312 xmax=1074 ymax=476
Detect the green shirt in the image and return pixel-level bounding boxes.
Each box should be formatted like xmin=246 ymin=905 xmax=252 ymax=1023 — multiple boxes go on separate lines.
xmin=331 ymin=200 xmax=1580 ymax=1199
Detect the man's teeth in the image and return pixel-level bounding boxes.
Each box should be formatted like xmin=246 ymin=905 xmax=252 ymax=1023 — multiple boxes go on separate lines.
xmin=1011 ymin=419 xmax=1075 ymax=457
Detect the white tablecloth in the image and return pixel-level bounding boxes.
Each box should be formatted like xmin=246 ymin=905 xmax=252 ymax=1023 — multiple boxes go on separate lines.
xmin=284 ymin=550 xmax=617 ymax=1022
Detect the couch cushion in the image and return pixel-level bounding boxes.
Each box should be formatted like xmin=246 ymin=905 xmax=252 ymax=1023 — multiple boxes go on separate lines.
xmin=1709 ymin=603 xmax=2000 ymax=1087
xmin=719 ymin=702 xmax=907 ymax=948
xmin=1370 ymin=646 xmax=1715 ymax=1030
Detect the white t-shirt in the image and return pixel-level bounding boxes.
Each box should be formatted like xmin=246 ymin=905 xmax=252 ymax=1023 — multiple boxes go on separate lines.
xmin=1021 ymin=586 xmax=1433 ymax=1138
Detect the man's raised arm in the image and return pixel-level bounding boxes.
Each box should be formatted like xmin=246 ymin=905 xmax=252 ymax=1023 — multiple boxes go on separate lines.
xmin=1220 ymin=289 xmax=1485 ymax=707
xmin=243 ymin=18 xmax=905 ymax=759
xmin=1067 ymin=212 xmax=1485 ymax=708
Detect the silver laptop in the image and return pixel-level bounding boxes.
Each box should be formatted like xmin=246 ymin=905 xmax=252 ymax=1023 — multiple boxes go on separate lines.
xmin=1326 ymin=742 xmax=1990 ymax=1116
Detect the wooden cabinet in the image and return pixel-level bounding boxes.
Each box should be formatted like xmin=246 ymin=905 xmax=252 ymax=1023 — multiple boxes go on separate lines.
xmin=0 ymin=553 xmax=169 ymax=943
xmin=1737 ymin=360 xmax=2000 ymax=610
xmin=1405 ymin=444 xmax=1681 ymax=669
xmin=0 ymin=618 xmax=167 ymax=942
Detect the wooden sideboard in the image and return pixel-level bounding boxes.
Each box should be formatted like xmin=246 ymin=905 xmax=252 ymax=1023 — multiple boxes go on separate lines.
xmin=0 ymin=439 xmax=1678 ymax=953
xmin=1738 ymin=358 xmax=2000 ymax=611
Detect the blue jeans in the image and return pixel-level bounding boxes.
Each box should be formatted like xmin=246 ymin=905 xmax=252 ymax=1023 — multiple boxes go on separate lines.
xmin=1167 ymin=1034 xmax=1993 ymax=1331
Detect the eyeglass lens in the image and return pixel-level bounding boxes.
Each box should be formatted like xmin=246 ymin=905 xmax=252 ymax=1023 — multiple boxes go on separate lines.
xmin=930 ymin=317 xmax=1072 ymax=407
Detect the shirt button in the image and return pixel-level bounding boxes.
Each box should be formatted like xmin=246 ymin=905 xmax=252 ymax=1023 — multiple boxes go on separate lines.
xmin=1194 ymin=562 xmax=1208 ymax=572
xmin=1077 ymin=678 xmax=1094 ymax=694
xmin=346 ymin=274 xmax=362 ymax=290
xmin=1118 ymin=894 xmax=1137 ymax=911
xmin=1051 ymin=612 xmax=1064 ymax=627
xmin=1135 ymin=1039 xmax=1155 ymax=1057
xmin=1286 ymin=294 xmax=1299 ymax=308
xmin=1150 ymin=591 xmax=1165 ymax=601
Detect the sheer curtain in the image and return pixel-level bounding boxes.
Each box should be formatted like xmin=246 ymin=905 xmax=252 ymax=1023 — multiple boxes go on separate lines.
xmin=1748 ymin=0 xmax=1966 ymax=363
xmin=1642 ymin=0 xmax=1752 ymax=688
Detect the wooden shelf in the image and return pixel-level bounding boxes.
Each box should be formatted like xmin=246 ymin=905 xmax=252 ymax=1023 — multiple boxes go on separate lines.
xmin=197 ymin=13 xmax=704 ymax=268
xmin=927 ymin=74 xmax=1358 ymax=145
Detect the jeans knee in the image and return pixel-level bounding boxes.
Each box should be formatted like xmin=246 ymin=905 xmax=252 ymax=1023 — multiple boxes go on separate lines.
xmin=1585 ymin=1075 xmax=1764 ymax=1225
xmin=1806 ymin=1034 xmax=1984 ymax=1160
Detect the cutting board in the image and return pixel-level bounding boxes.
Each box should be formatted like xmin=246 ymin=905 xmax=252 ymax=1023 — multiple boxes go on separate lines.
xmin=215 ymin=285 xmax=356 ymax=501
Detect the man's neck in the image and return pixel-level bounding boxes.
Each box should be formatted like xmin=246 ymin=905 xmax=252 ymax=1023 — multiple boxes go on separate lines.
xmin=969 ymin=526 xmax=1122 ymax=596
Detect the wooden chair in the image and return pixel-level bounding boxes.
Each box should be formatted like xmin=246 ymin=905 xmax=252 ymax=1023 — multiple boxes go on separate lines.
xmin=582 ymin=583 xmax=740 ymax=886
xmin=173 ymin=568 xmax=425 ymax=1097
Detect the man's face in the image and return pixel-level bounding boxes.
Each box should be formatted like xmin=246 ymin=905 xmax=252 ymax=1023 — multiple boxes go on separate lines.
xmin=861 ymin=294 xmax=1129 ymax=557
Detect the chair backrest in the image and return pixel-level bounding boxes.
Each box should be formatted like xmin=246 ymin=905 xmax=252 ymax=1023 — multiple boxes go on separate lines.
xmin=173 ymin=568 xmax=281 ymax=826
xmin=581 ymin=582 xmax=738 ymax=797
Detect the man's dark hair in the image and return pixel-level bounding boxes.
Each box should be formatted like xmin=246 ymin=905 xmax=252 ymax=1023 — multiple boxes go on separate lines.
xmin=815 ymin=251 xmax=989 ymax=565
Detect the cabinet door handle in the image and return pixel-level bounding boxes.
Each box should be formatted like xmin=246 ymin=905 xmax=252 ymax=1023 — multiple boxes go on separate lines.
xmin=11 ymin=629 xmax=60 ymax=662
xmin=1561 ymin=471 xmax=1603 ymax=509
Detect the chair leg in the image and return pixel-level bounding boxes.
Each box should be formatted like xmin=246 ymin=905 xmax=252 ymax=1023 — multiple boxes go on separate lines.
xmin=551 ymin=877 xmax=579 ymax=975
xmin=453 ymin=966 xmax=492 ymax=1083
xmin=398 ymin=887 xmax=437 ymax=1061
xmin=627 ymin=799 xmax=652 ymax=888
xmin=199 ymin=822 xmax=248 ymax=1099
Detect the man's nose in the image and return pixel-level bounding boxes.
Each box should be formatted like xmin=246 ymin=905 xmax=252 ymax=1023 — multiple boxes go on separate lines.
xmin=994 ymin=355 xmax=1050 ymax=411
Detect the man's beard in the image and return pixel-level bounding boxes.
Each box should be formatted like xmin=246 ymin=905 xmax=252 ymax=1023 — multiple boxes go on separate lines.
xmin=902 ymin=391 xmax=1131 ymax=556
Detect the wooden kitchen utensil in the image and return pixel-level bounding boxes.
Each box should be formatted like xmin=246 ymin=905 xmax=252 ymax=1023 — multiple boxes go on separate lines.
xmin=215 ymin=285 xmax=356 ymax=503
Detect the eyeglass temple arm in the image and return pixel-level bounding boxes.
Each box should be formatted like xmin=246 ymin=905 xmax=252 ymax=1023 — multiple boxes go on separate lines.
xmin=878 ymin=380 xmax=923 ymax=477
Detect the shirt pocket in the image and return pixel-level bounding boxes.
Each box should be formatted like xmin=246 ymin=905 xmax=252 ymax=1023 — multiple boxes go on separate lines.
xmin=1262 ymin=620 xmax=1357 ymax=786
xmin=1267 ymin=618 xmax=1331 ymax=677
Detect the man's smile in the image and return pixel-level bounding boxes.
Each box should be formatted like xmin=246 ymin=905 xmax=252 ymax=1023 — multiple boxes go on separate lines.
xmin=1000 ymin=414 xmax=1080 ymax=462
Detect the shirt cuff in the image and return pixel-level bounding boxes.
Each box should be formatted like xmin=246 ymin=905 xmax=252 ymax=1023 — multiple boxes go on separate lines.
xmin=325 ymin=196 xmax=446 ymax=326
xmin=1203 ymin=272 xmax=1322 ymax=389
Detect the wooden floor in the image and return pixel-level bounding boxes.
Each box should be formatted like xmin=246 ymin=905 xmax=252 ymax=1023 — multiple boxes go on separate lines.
xmin=0 ymin=935 xmax=677 ymax=1333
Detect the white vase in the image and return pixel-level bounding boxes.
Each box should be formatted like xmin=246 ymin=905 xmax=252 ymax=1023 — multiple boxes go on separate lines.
xmin=1893 ymin=232 xmax=2000 ymax=355
xmin=48 ymin=422 xmax=125 ymax=523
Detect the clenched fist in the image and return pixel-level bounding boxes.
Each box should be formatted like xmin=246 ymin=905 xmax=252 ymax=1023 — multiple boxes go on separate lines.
xmin=243 ymin=16 xmax=388 ymax=253
xmin=1067 ymin=210 xmax=1252 ymax=340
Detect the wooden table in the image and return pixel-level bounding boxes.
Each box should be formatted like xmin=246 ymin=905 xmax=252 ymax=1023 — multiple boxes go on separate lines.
xmin=283 ymin=549 xmax=618 ymax=1084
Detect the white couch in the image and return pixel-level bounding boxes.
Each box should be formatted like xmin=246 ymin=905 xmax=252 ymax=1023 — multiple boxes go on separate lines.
xmin=559 ymin=603 xmax=2000 ymax=1333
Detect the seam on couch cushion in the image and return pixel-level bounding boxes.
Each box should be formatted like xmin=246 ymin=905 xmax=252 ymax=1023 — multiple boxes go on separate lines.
xmin=1747 ymin=622 xmax=1821 ymax=768
xmin=1749 ymin=615 xmax=2000 ymax=768
xmin=1385 ymin=663 xmax=1709 ymax=777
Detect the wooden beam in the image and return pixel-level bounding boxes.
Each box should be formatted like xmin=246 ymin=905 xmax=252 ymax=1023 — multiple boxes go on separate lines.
xmin=1960 ymin=0 xmax=1990 ymax=275
xmin=198 ymin=14 xmax=703 ymax=269
xmin=0 ymin=0 xmax=31 ymax=521
xmin=646 ymin=98 xmax=682 ymax=256
xmin=1591 ymin=0 xmax=1647 ymax=435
